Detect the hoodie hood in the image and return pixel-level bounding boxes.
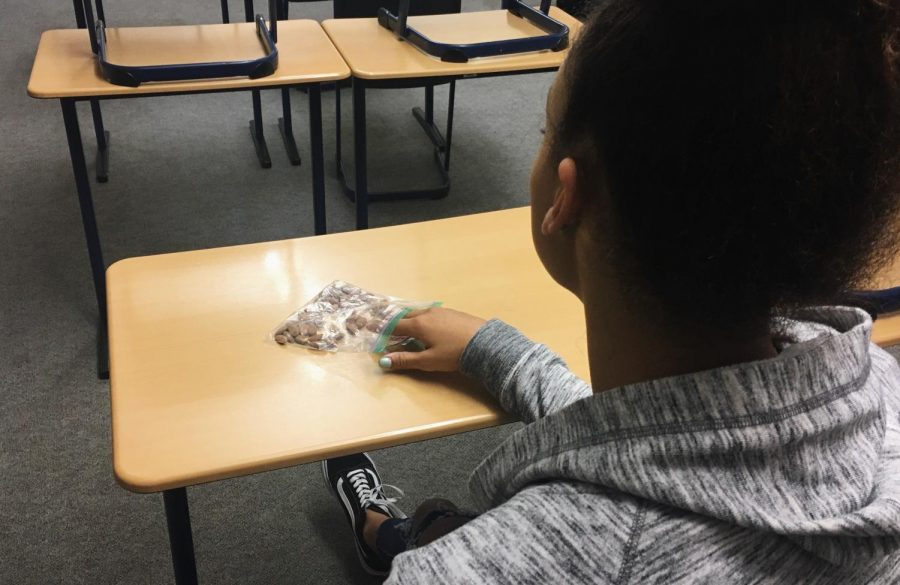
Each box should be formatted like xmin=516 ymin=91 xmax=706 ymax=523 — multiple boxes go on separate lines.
xmin=469 ymin=306 xmax=900 ymax=567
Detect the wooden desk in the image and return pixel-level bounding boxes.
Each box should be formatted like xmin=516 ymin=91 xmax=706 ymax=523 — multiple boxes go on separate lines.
xmin=322 ymin=8 xmax=582 ymax=229
xmin=108 ymin=207 xmax=587 ymax=493
xmin=29 ymin=21 xmax=347 ymax=98
xmin=324 ymin=8 xmax=581 ymax=81
xmin=29 ymin=20 xmax=350 ymax=377
xmin=107 ymin=206 xmax=586 ymax=583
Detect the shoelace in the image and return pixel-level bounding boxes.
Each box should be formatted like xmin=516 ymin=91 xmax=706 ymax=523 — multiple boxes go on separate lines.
xmin=347 ymin=469 xmax=405 ymax=518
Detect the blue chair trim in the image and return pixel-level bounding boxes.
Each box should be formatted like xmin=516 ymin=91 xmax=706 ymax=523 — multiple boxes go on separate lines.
xmin=840 ymin=287 xmax=900 ymax=318
xmin=377 ymin=0 xmax=569 ymax=63
xmin=96 ymin=14 xmax=278 ymax=88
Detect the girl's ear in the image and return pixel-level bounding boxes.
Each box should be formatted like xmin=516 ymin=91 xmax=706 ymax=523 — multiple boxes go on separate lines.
xmin=541 ymin=157 xmax=581 ymax=235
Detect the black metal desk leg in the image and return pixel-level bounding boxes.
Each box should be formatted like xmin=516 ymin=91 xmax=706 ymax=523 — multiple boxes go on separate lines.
xmin=335 ymin=84 xmax=342 ymax=167
xmin=220 ymin=0 xmax=230 ymax=22
xmin=164 ymin=488 xmax=198 ymax=585
xmin=244 ymin=0 xmax=253 ymax=21
xmin=308 ymin=85 xmax=326 ymax=235
xmin=352 ymin=79 xmax=368 ymax=230
xmin=425 ymin=85 xmax=434 ymax=124
xmin=278 ymin=88 xmax=302 ymax=166
xmin=90 ymin=100 xmax=110 ymax=183
xmin=249 ymin=90 xmax=272 ymax=168
xmin=61 ymin=99 xmax=109 ymax=379
xmin=444 ymin=80 xmax=456 ymax=172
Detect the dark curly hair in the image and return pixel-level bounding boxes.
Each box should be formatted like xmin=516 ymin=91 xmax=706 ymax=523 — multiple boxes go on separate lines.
xmin=554 ymin=0 xmax=900 ymax=331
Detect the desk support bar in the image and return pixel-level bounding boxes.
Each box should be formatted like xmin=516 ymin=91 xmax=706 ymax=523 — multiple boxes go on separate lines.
xmin=164 ymin=488 xmax=198 ymax=585
xmin=338 ymin=78 xmax=453 ymax=229
xmin=61 ymin=99 xmax=109 ymax=379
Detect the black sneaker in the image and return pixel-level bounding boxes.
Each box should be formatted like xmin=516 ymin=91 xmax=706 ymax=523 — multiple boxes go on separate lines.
xmin=322 ymin=453 xmax=406 ymax=576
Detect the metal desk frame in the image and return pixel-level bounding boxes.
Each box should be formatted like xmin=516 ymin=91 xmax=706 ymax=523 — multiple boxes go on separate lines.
xmin=73 ymin=0 xmax=298 ymax=172
xmin=59 ymin=83 xmax=326 ymax=379
xmin=338 ymin=67 xmax=557 ymax=229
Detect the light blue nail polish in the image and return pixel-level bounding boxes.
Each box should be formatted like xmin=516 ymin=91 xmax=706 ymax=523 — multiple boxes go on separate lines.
xmin=379 ymin=356 xmax=392 ymax=369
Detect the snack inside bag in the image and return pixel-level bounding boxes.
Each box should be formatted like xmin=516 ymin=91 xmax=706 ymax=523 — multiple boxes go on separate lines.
xmin=272 ymin=281 xmax=440 ymax=352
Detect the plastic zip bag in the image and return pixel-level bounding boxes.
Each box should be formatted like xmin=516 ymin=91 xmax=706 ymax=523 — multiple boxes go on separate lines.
xmin=271 ymin=281 xmax=440 ymax=352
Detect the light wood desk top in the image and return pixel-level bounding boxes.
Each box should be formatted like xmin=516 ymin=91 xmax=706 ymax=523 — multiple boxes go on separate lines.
xmin=107 ymin=207 xmax=588 ymax=493
xmin=107 ymin=206 xmax=900 ymax=493
xmin=28 ymin=20 xmax=350 ymax=99
xmin=322 ymin=7 xmax=582 ymax=80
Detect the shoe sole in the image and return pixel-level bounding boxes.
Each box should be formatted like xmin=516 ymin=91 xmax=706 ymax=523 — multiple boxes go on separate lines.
xmin=321 ymin=457 xmax=389 ymax=577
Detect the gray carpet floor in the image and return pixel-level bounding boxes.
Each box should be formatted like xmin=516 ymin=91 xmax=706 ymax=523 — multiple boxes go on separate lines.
xmin=1 ymin=0 xmax=545 ymax=583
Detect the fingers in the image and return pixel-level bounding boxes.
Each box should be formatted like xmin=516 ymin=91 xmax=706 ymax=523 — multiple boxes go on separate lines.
xmin=389 ymin=317 xmax=416 ymax=338
xmin=390 ymin=310 xmax=429 ymax=338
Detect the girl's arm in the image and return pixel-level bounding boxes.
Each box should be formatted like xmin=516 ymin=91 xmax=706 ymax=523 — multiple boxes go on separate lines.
xmin=459 ymin=319 xmax=591 ymax=422
xmin=383 ymin=309 xmax=591 ymax=422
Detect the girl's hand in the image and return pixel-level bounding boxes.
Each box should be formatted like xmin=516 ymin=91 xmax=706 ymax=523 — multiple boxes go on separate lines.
xmin=380 ymin=308 xmax=486 ymax=372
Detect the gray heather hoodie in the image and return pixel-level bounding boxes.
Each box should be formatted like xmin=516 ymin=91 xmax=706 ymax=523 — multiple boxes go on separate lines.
xmin=386 ymin=306 xmax=900 ymax=584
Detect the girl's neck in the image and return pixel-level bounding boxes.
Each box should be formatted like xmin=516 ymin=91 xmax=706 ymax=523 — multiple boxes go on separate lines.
xmin=582 ymin=289 xmax=777 ymax=394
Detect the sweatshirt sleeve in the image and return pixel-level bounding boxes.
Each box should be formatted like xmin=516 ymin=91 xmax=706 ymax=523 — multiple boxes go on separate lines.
xmin=458 ymin=319 xmax=592 ymax=422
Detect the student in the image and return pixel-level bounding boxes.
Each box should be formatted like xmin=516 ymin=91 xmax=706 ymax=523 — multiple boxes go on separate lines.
xmin=323 ymin=1 xmax=900 ymax=582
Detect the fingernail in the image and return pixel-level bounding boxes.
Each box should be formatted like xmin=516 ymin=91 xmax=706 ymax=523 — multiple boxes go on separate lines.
xmin=379 ymin=356 xmax=392 ymax=369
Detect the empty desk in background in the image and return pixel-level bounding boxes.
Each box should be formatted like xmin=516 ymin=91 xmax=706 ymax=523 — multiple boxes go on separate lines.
xmin=322 ymin=7 xmax=582 ymax=229
xmin=28 ymin=20 xmax=350 ymax=377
